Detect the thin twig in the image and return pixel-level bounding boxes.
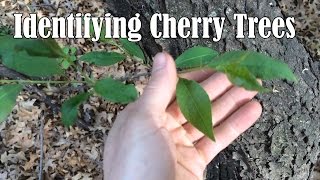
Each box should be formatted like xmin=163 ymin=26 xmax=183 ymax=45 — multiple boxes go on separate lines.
xmin=38 ymin=112 xmax=45 ymax=180
xmin=0 ymin=65 xmax=60 ymax=113
xmin=115 ymin=67 xmax=209 ymax=82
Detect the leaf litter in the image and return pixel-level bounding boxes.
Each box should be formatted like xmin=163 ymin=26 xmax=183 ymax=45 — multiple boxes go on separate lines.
xmin=0 ymin=0 xmax=149 ymax=179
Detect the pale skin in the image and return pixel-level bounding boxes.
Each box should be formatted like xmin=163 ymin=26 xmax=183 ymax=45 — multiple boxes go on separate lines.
xmin=103 ymin=52 xmax=262 ymax=180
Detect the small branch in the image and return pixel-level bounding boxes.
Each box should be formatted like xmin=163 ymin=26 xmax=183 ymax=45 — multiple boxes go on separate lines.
xmin=0 ymin=66 xmax=61 ymax=113
xmin=115 ymin=68 xmax=209 ymax=82
xmin=38 ymin=112 xmax=45 ymax=180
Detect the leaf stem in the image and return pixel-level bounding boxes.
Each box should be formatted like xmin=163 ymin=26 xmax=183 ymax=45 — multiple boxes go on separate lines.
xmin=106 ymin=39 xmax=124 ymax=51
xmin=74 ymin=63 xmax=95 ymax=85
xmin=115 ymin=68 xmax=212 ymax=82
xmin=0 ymin=79 xmax=86 ymax=84
xmin=105 ymin=39 xmax=132 ymax=58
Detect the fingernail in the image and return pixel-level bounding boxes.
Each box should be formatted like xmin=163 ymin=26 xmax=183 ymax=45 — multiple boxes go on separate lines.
xmin=153 ymin=52 xmax=167 ymax=72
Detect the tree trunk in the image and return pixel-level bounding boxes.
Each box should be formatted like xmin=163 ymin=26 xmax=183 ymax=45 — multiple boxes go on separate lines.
xmin=106 ymin=0 xmax=320 ymax=179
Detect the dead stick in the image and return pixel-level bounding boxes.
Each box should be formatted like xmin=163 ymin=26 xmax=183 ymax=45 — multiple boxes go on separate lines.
xmin=38 ymin=112 xmax=45 ymax=180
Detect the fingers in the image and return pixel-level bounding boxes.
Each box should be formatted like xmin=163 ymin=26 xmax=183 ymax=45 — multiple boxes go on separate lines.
xmin=167 ymin=72 xmax=232 ymax=124
xmin=139 ymin=52 xmax=177 ymax=111
xmin=183 ymin=86 xmax=258 ymax=142
xmin=195 ymin=101 xmax=262 ymax=164
xmin=199 ymin=72 xmax=233 ymax=100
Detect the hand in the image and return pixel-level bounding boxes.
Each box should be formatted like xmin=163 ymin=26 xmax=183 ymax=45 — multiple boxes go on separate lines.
xmin=103 ymin=52 xmax=262 ymax=180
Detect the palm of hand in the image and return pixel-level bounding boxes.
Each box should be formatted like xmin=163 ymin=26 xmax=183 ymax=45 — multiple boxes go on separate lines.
xmin=104 ymin=53 xmax=261 ymax=180
xmin=161 ymin=72 xmax=261 ymax=179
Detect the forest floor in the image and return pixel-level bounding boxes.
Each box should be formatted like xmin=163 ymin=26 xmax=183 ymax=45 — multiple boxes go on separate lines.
xmin=0 ymin=0 xmax=319 ymax=179
xmin=0 ymin=0 xmax=149 ymax=179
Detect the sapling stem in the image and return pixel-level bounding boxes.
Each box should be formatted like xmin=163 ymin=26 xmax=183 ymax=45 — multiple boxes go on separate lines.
xmin=74 ymin=62 xmax=95 ymax=85
xmin=106 ymin=39 xmax=124 ymax=51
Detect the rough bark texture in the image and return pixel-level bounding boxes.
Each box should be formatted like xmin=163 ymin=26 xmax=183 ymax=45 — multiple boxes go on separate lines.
xmin=106 ymin=0 xmax=320 ymax=179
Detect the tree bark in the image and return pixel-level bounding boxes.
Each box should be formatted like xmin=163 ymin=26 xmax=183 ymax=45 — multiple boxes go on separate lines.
xmin=106 ymin=0 xmax=320 ymax=179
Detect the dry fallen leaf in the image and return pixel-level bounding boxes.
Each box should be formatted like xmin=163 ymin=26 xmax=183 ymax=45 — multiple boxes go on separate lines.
xmin=22 ymin=153 xmax=38 ymax=171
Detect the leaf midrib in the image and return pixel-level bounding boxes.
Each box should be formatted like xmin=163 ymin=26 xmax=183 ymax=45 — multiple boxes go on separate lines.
xmin=177 ymin=53 xmax=214 ymax=65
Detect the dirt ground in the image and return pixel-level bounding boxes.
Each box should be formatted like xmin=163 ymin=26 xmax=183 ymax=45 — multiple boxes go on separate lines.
xmin=0 ymin=0 xmax=319 ymax=179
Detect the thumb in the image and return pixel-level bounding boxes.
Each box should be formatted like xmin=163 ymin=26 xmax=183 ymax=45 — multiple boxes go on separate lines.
xmin=140 ymin=52 xmax=177 ymax=111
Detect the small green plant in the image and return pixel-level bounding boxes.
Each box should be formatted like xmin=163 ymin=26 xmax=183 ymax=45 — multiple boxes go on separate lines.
xmin=0 ymin=36 xmax=143 ymax=126
xmin=0 ymin=35 xmax=296 ymax=141
xmin=0 ymin=26 xmax=11 ymax=36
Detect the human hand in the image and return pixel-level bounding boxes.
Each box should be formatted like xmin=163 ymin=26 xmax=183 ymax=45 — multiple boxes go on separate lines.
xmin=103 ymin=52 xmax=262 ymax=180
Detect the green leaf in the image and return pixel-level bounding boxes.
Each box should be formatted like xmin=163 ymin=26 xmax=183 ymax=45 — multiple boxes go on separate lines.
xmin=0 ymin=84 xmax=23 ymax=123
xmin=176 ymin=78 xmax=214 ymax=141
xmin=80 ymin=52 xmax=125 ymax=66
xmin=176 ymin=46 xmax=219 ymax=69
xmin=62 ymin=60 xmax=71 ymax=69
xmin=2 ymin=51 xmax=63 ymax=77
xmin=223 ymin=65 xmax=268 ymax=92
xmin=70 ymin=47 xmax=77 ymax=55
xmin=209 ymin=51 xmax=297 ymax=82
xmin=15 ymin=38 xmax=65 ymax=58
xmin=70 ymin=56 xmax=77 ymax=62
xmin=119 ymin=39 xmax=145 ymax=61
xmin=62 ymin=47 xmax=70 ymax=55
xmin=0 ymin=36 xmax=63 ymax=77
xmin=94 ymin=78 xmax=138 ymax=104
xmin=0 ymin=36 xmax=23 ymax=59
xmin=61 ymin=93 xmax=89 ymax=127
